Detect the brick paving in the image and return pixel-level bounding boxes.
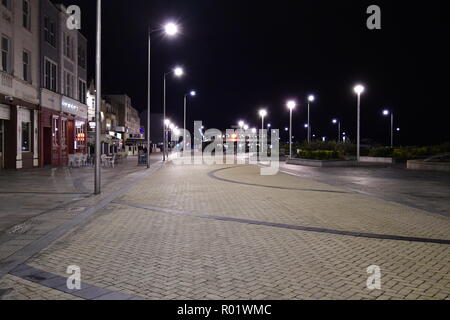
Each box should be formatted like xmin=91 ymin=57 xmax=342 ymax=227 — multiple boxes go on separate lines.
xmin=1 ymin=162 xmax=449 ymax=300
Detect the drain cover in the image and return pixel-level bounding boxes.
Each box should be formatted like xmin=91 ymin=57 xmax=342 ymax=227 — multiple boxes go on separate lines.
xmin=25 ymin=275 xmax=46 ymax=281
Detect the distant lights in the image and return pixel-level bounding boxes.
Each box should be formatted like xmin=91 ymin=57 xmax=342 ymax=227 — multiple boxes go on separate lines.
xmin=308 ymin=95 xmax=315 ymax=102
xmin=383 ymin=109 xmax=390 ymax=116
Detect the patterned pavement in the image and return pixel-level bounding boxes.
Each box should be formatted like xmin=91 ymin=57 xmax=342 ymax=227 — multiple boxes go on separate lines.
xmin=1 ymin=163 xmax=449 ymax=300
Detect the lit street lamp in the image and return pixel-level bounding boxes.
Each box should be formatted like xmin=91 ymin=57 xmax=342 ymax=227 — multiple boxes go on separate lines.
xmin=307 ymin=95 xmax=315 ymax=143
xmin=184 ymin=90 xmax=196 ymax=151
xmin=94 ymin=0 xmax=102 ymax=194
xmin=332 ymin=118 xmax=341 ymax=142
xmin=354 ymin=84 xmax=365 ymax=162
xmin=382 ymin=109 xmax=395 ymax=147
xmin=147 ymin=22 xmax=180 ymax=167
xmin=163 ymin=66 xmax=184 ymax=161
xmin=259 ymin=109 xmax=267 ymax=158
xmin=287 ymin=100 xmax=297 ymax=158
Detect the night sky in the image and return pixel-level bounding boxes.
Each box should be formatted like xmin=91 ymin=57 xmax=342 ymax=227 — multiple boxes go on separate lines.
xmin=55 ymin=0 xmax=449 ymax=145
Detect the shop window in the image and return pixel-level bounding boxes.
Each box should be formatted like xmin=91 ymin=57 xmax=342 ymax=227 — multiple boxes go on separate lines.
xmin=61 ymin=120 xmax=67 ymax=146
xmin=53 ymin=117 xmax=59 ymax=146
xmin=22 ymin=121 xmax=31 ymax=152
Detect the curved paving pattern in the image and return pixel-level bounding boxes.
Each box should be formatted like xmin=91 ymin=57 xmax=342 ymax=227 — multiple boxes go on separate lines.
xmin=208 ymin=166 xmax=354 ymax=194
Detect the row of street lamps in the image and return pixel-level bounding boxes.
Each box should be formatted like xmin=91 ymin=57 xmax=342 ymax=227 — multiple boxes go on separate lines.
xmin=241 ymin=84 xmax=398 ymax=160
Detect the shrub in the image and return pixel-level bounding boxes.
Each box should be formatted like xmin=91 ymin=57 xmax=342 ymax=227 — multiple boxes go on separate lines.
xmin=368 ymin=147 xmax=394 ymax=157
xmin=296 ymin=150 xmax=342 ymax=160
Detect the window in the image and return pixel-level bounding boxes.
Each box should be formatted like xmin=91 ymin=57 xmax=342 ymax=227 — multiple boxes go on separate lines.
xmin=23 ymin=50 xmax=31 ymax=83
xmin=23 ymin=0 xmax=31 ymax=30
xmin=44 ymin=58 xmax=57 ymax=91
xmin=2 ymin=0 xmax=11 ymax=10
xmin=64 ymin=71 xmax=74 ymax=97
xmin=44 ymin=17 xmax=56 ymax=47
xmin=64 ymin=34 xmax=73 ymax=60
xmin=78 ymin=46 xmax=86 ymax=69
xmin=52 ymin=117 xmax=59 ymax=146
xmin=1 ymin=36 xmax=11 ymax=73
xmin=22 ymin=121 xmax=31 ymax=152
xmin=78 ymin=79 xmax=86 ymax=104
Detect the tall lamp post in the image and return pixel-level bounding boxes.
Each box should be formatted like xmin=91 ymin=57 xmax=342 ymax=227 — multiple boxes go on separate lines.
xmin=332 ymin=119 xmax=341 ymax=142
xmin=163 ymin=66 xmax=184 ymax=161
xmin=259 ymin=109 xmax=267 ymax=160
xmin=287 ymin=100 xmax=297 ymax=158
xmin=307 ymin=95 xmax=315 ymax=143
xmin=94 ymin=0 xmax=101 ymax=194
xmin=354 ymin=84 xmax=365 ymax=162
xmin=382 ymin=109 xmax=394 ymax=147
xmin=184 ymin=90 xmax=196 ymax=152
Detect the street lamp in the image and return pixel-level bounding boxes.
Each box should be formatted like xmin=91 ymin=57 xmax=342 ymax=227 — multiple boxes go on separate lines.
xmin=163 ymin=66 xmax=184 ymax=161
xmin=332 ymin=119 xmax=341 ymax=142
xmin=258 ymin=109 xmax=267 ymax=160
xmin=354 ymin=84 xmax=365 ymax=161
xmin=94 ymin=0 xmax=102 ymax=194
xmin=307 ymin=95 xmax=315 ymax=143
xmin=183 ymin=90 xmax=196 ymax=152
xmin=243 ymin=124 xmax=249 ymax=131
xmin=146 ymin=22 xmax=180 ymax=168
xmin=286 ymin=100 xmax=297 ymax=158
xmin=382 ymin=109 xmax=394 ymax=147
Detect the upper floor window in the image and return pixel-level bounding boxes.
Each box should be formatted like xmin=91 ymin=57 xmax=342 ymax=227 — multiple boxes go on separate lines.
xmin=64 ymin=71 xmax=74 ymax=98
xmin=78 ymin=79 xmax=86 ymax=104
xmin=1 ymin=36 xmax=11 ymax=73
xmin=22 ymin=50 xmax=31 ymax=83
xmin=44 ymin=58 xmax=57 ymax=92
xmin=2 ymin=0 xmax=11 ymax=10
xmin=23 ymin=0 xmax=31 ymax=30
xmin=44 ymin=16 xmax=56 ymax=47
xmin=78 ymin=46 xmax=86 ymax=69
xmin=64 ymin=34 xmax=74 ymax=60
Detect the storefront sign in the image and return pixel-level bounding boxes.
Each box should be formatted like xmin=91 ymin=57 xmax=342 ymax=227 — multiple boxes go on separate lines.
xmin=61 ymin=97 xmax=87 ymax=119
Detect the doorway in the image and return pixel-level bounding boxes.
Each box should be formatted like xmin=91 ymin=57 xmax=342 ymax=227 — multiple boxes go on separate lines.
xmin=43 ymin=127 xmax=52 ymax=166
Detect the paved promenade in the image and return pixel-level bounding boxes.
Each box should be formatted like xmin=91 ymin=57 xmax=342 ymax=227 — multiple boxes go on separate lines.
xmin=1 ymin=161 xmax=449 ymax=300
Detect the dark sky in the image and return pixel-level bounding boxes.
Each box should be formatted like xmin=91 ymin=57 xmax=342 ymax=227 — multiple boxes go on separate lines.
xmin=56 ymin=0 xmax=449 ymax=145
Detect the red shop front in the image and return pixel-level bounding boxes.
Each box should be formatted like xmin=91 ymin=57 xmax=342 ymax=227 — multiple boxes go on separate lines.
xmin=40 ymin=96 xmax=88 ymax=167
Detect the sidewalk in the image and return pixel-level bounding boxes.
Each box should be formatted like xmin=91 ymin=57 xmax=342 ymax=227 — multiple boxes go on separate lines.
xmin=0 ymin=155 xmax=162 ymax=262
xmin=1 ymin=162 xmax=449 ymax=300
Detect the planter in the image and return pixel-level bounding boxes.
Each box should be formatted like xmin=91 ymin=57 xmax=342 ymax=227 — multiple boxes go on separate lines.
xmin=286 ymin=158 xmax=357 ymax=167
xmin=407 ymin=160 xmax=450 ymax=173
xmin=360 ymin=156 xmax=395 ymax=164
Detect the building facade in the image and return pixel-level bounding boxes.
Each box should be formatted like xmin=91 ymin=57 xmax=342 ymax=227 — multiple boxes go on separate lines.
xmin=38 ymin=1 xmax=88 ymax=167
xmin=1 ymin=0 xmax=40 ymax=170
xmin=104 ymin=94 xmax=143 ymax=155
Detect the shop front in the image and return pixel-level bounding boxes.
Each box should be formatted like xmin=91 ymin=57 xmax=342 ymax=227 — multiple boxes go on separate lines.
xmin=40 ymin=94 xmax=88 ymax=167
xmin=0 ymin=100 xmax=39 ymax=170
